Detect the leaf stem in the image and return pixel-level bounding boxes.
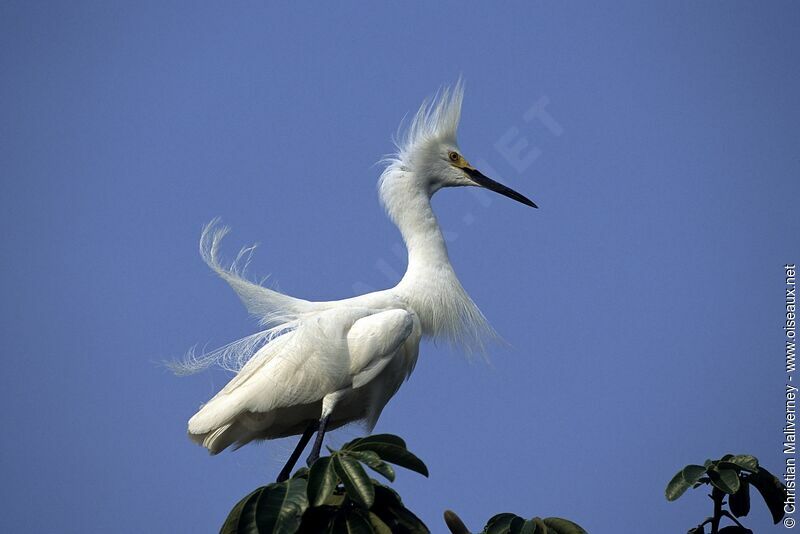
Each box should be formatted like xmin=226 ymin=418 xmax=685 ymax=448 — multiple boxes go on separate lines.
xmin=710 ymin=488 xmax=724 ymax=534
xmin=720 ymin=510 xmax=747 ymax=529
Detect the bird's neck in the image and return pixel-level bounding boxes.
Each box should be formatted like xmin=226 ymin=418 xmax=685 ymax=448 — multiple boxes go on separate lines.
xmin=376 ymin=168 xmax=493 ymax=350
xmin=383 ymin=180 xmax=482 ymax=341
xmin=378 ymin=168 xmax=493 ymax=349
xmin=385 ymin=184 xmax=452 ymax=276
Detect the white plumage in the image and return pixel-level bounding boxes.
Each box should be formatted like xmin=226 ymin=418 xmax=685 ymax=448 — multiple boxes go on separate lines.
xmin=178 ymin=82 xmax=536 ymax=473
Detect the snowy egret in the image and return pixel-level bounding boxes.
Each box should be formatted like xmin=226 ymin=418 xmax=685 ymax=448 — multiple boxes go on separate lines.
xmin=179 ymin=82 xmax=536 ymax=481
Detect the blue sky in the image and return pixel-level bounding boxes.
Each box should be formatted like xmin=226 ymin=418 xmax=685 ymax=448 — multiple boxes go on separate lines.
xmin=1 ymin=2 xmax=798 ymax=532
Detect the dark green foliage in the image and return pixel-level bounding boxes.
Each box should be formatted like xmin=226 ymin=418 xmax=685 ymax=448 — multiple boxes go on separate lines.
xmin=219 ymin=434 xmax=429 ymax=533
xmin=666 ymin=464 xmax=707 ymax=501
xmin=342 ymin=450 xmax=396 ymax=482
xmin=220 ymin=434 xmax=587 ymax=534
xmin=307 ymin=457 xmax=337 ymax=507
xmin=444 ymin=510 xmax=471 ymax=534
xmin=220 ymin=478 xmax=308 ymax=534
xmin=728 ymin=480 xmax=749 ymax=518
xmin=440 ymin=510 xmax=587 ymax=534
xmin=749 ymin=463 xmax=789 ymax=524
xmin=369 ymin=482 xmax=428 ymax=532
xmin=665 ymin=453 xmax=786 ymax=533
xmin=342 ymin=434 xmax=429 ymax=477
xmin=332 ymin=454 xmax=375 ymax=509
xmin=481 ymin=513 xmax=586 ymax=534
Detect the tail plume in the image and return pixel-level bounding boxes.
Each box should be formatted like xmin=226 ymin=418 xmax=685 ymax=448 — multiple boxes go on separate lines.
xmin=167 ymin=323 xmax=295 ymax=375
xmin=168 ymin=219 xmax=311 ymax=375
xmin=199 ymin=218 xmax=312 ymax=327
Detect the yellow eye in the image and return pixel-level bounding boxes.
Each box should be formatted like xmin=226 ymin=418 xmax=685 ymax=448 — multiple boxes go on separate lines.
xmin=448 ymin=151 xmax=460 ymax=163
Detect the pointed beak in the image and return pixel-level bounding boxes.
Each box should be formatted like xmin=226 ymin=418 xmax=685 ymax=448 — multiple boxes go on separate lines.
xmin=463 ymin=167 xmax=538 ymax=208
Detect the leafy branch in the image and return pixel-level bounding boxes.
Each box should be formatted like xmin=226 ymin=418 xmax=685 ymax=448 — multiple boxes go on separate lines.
xmin=219 ymin=433 xmax=587 ymax=533
xmin=444 ymin=509 xmax=587 ymax=534
xmin=665 ymin=453 xmax=788 ymax=533
xmin=221 ymin=434 xmax=429 ymax=533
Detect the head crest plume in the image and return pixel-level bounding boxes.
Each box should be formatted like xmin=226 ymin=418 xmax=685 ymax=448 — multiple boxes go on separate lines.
xmin=393 ymin=80 xmax=464 ymax=163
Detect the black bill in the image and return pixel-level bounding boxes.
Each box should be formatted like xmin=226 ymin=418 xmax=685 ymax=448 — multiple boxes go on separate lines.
xmin=463 ymin=167 xmax=538 ymax=208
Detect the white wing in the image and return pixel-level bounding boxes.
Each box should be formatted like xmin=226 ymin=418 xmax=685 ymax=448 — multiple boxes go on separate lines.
xmin=187 ymin=307 xmax=415 ymax=451
xmin=347 ymin=309 xmax=414 ymax=389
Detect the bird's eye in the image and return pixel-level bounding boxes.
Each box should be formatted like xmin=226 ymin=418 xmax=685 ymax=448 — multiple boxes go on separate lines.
xmin=448 ymin=151 xmax=460 ymax=163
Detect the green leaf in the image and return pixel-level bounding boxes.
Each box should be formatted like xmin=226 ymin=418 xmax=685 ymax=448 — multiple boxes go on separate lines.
xmin=220 ymin=487 xmax=262 ymax=534
xmin=371 ymin=484 xmax=429 ymax=533
xmin=683 ymin=465 xmax=708 ymax=485
xmin=728 ymin=455 xmax=759 ymax=472
xmin=484 ymin=513 xmax=520 ymax=534
xmin=720 ymin=453 xmax=734 ymax=462
xmin=543 ymin=517 xmax=589 ymax=534
xmin=348 ymin=442 xmax=429 ymax=477
xmin=507 ymin=516 xmax=526 ymax=534
xmin=749 ymin=465 xmax=788 ymax=524
xmin=665 ymin=473 xmax=689 ymax=500
xmin=666 ymin=464 xmax=706 ymax=501
xmin=369 ymin=511 xmax=394 ymax=534
xmin=253 ymin=478 xmax=309 ymax=534
xmin=334 ymin=454 xmax=375 ymax=509
xmin=331 ymin=508 xmax=376 ymax=534
xmin=443 ymin=510 xmax=471 ymax=534
xmin=322 ymin=491 xmax=346 ymax=508
xmin=519 ymin=518 xmax=540 ymax=534
xmin=709 ymin=467 xmax=740 ymax=494
xmin=238 ymin=490 xmax=262 ymax=534
xmin=342 ymin=450 xmax=396 ymax=482
xmin=290 ymin=467 xmax=309 ymax=480
xmin=718 ymin=461 xmax=742 ymax=473
xmin=729 ymin=479 xmax=751 ymax=518
xmin=308 ymin=456 xmax=338 ymax=507
xmin=344 ymin=434 xmax=408 ymax=450
xmin=375 ymin=503 xmax=428 ymax=533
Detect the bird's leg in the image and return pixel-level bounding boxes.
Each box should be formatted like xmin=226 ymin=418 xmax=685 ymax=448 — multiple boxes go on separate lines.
xmin=305 ymin=414 xmax=330 ymax=467
xmin=276 ymin=422 xmax=317 ymax=482
xmin=306 ymin=392 xmax=341 ymax=467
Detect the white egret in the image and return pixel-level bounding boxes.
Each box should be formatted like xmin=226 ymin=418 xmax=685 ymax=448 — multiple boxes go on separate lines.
xmin=179 ymin=82 xmax=536 ymax=481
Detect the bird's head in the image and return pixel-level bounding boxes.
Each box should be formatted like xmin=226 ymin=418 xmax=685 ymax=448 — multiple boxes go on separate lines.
xmin=381 ymin=81 xmax=537 ymax=209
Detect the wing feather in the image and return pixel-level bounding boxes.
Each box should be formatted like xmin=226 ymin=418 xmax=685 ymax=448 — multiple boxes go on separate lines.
xmin=188 ymin=307 xmax=377 ymax=434
xmin=347 ymin=309 xmax=414 ymax=389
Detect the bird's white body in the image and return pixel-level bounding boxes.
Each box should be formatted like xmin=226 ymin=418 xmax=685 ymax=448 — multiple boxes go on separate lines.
xmin=182 ymin=83 xmax=534 ymax=455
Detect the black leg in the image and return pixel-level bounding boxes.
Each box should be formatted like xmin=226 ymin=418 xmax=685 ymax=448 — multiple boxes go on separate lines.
xmin=276 ymin=422 xmax=317 ymax=482
xmin=306 ymin=414 xmax=330 ymax=467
